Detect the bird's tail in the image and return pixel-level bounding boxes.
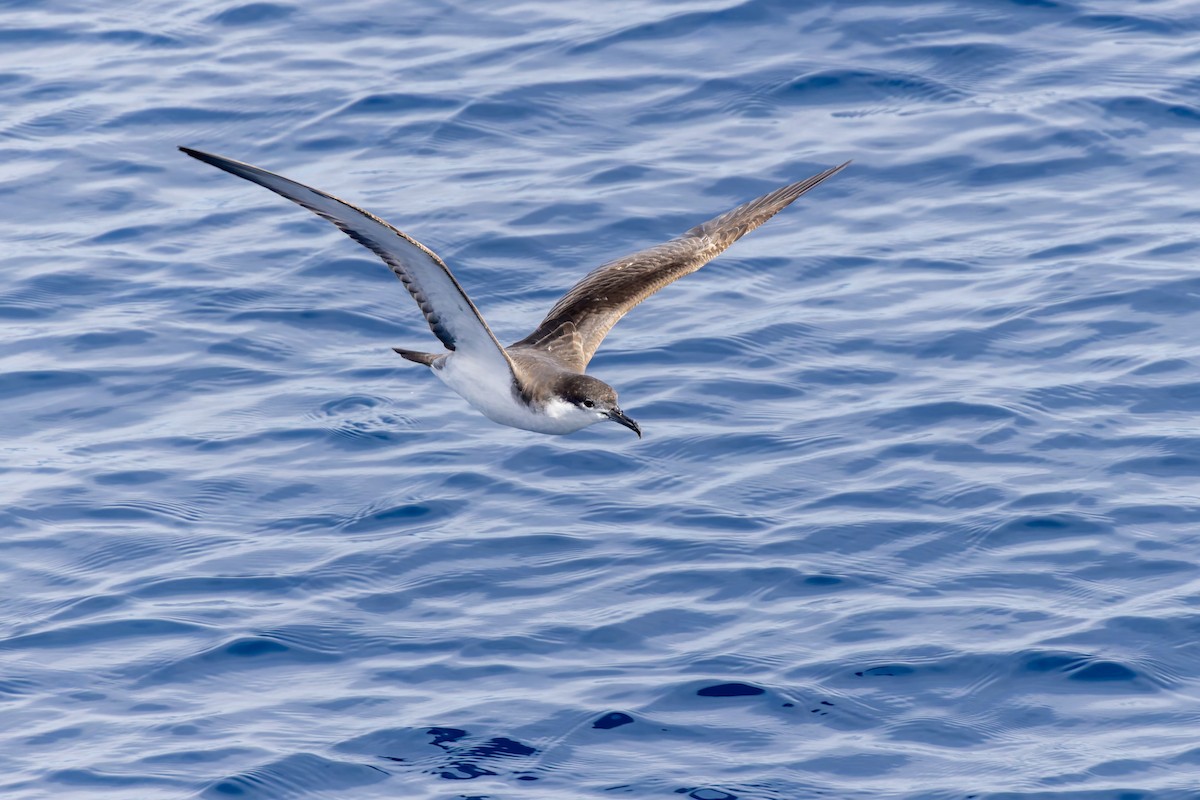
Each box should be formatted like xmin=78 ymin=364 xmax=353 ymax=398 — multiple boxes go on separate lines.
xmin=392 ymin=347 xmax=441 ymax=366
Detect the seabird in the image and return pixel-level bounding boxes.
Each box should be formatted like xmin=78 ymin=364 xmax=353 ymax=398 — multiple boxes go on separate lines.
xmin=180 ymin=147 xmax=848 ymax=438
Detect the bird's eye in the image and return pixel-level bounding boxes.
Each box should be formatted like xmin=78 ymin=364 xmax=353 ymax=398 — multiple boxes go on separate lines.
xmin=582 ymin=399 xmax=595 ymax=408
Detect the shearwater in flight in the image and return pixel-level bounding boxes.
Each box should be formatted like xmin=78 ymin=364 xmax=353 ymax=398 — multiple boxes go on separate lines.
xmin=181 ymin=147 xmax=848 ymax=438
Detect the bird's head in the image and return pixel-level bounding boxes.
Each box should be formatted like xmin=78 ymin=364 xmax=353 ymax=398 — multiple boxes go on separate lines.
xmin=555 ymin=374 xmax=641 ymax=438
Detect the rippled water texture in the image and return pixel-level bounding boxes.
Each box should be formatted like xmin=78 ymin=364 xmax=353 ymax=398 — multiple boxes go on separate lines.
xmin=4 ymin=1 xmax=1200 ymax=798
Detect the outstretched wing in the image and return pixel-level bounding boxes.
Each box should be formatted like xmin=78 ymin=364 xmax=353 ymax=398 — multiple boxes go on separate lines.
xmin=180 ymin=147 xmax=516 ymax=379
xmin=513 ymin=162 xmax=849 ymax=370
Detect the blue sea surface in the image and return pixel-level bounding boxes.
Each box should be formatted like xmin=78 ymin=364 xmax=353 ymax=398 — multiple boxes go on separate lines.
xmin=3 ymin=1 xmax=1200 ymax=797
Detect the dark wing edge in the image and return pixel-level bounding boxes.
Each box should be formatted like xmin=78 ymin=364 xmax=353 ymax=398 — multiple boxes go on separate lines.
xmin=513 ymin=161 xmax=850 ymax=368
xmin=179 ymin=147 xmax=512 ymax=372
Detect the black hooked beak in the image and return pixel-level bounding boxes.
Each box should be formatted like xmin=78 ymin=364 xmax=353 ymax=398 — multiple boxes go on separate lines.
xmin=607 ymin=407 xmax=642 ymax=438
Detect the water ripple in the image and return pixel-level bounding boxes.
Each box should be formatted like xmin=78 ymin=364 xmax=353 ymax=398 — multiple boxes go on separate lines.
xmin=3 ymin=0 xmax=1200 ymax=798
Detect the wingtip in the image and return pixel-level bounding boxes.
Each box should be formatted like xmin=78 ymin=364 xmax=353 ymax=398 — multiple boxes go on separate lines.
xmin=179 ymin=146 xmax=216 ymax=167
xmin=179 ymin=147 xmax=249 ymax=174
xmin=793 ymin=159 xmax=851 ymax=194
xmin=179 ymin=146 xmax=219 ymax=165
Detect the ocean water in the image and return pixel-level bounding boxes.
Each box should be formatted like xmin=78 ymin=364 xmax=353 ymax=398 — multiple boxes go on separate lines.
xmin=3 ymin=0 xmax=1200 ymax=797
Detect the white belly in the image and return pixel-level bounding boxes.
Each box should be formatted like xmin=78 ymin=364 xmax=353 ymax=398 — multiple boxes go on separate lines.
xmin=431 ymin=352 xmax=596 ymax=435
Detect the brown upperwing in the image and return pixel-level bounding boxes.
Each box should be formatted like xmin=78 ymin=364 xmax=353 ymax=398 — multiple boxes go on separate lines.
xmin=511 ymin=161 xmax=850 ymax=371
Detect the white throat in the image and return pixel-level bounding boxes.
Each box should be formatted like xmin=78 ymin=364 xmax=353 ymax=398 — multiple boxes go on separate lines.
xmin=431 ymin=352 xmax=604 ymax=434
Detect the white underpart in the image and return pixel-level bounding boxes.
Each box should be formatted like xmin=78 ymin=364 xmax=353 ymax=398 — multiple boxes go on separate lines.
xmin=434 ymin=353 xmax=605 ymax=434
